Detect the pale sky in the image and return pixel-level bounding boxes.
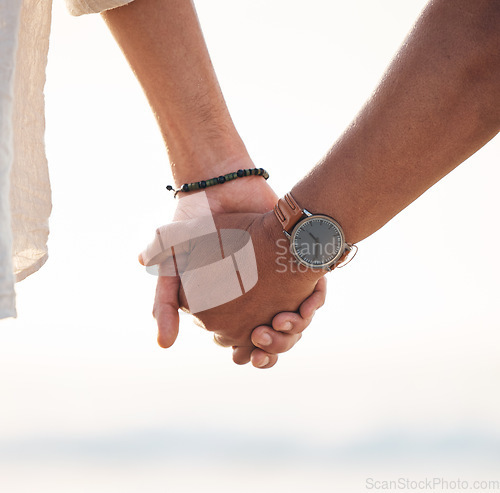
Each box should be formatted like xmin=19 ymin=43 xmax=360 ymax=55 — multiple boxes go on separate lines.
xmin=0 ymin=1 xmax=499 ymax=491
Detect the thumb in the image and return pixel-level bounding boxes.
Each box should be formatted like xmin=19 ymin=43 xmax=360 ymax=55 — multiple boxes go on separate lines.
xmin=153 ymin=275 xmax=181 ymax=348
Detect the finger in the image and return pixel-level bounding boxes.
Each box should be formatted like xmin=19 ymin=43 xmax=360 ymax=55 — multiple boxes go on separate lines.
xmin=271 ymin=276 xmax=327 ymax=334
xmin=140 ymin=220 xmax=202 ymax=268
xmin=251 ymin=326 xmax=302 ymax=354
xmin=271 ymin=312 xmax=308 ymax=335
xmin=153 ymin=275 xmax=181 ymax=348
xmin=140 ymin=228 xmax=174 ymax=267
xmin=232 ymin=346 xmax=253 ymax=365
xmin=250 ymin=349 xmax=278 ymax=369
xmin=299 ymin=276 xmax=327 ymax=319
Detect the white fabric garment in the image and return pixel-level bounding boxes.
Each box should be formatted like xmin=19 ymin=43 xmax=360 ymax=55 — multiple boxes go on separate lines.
xmin=0 ymin=0 xmax=134 ymax=320
xmin=65 ymin=0 xmax=133 ymax=16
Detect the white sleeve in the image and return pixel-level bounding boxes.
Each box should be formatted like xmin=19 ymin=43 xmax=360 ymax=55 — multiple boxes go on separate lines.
xmin=65 ymin=0 xmax=135 ymax=16
xmin=10 ymin=0 xmax=52 ymax=287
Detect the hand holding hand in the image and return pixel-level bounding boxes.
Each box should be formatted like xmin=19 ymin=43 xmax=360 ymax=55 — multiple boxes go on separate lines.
xmin=140 ymin=185 xmax=325 ymax=368
xmin=233 ymin=276 xmax=327 ymax=368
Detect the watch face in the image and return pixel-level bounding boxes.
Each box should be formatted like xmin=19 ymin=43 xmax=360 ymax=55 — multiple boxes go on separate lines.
xmin=290 ymin=215 xmax=345 ymax=268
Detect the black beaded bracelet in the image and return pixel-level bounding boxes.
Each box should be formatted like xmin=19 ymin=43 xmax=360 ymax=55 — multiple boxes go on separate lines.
xmin=166 ymin=168 xmax=269 ymax=197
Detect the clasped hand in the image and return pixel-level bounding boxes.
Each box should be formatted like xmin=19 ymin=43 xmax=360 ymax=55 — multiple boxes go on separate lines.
xmin=139 ymin=191 xmax=326 ymax=368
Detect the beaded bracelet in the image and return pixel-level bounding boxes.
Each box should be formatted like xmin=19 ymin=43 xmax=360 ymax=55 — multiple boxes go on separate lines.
xmin=166 ymin=168 xmax=269 ymax=197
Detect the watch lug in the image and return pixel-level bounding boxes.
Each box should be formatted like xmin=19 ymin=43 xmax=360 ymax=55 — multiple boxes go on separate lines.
xmin=302 ymin=208 xmax=313 ymax=217
xmin=284 ymin=230 xmax=291 ymax=239
xmin=336 ymin=243 xmax=358 ymax=268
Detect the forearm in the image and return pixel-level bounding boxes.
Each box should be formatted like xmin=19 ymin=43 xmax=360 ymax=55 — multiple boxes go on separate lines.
xmin=102 ymin=0 xmax=248 ymax=185
xmin=292 ymin=0 xmax=500 ymax=244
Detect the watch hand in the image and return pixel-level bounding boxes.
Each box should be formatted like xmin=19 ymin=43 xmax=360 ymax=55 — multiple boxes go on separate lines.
xmin=308 ymin=232 xmax=320 ymax=243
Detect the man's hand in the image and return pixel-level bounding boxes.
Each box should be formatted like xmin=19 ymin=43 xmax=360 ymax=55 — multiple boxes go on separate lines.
xmin=179 ymin=212 xmax=323 ymax=346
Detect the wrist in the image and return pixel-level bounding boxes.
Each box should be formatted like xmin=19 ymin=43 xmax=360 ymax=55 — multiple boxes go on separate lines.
xmin=173 ymin=156 xmax=278 ymax=215
xmin=161 ymin=113 xmax=250 ymax=187
xmin=291 ymin=171 xmax=366 ymax=245
xmin=260 ymin=211 xmax=325 ymax=284
xmin=171 ymin=151 xmax=252 ymax=187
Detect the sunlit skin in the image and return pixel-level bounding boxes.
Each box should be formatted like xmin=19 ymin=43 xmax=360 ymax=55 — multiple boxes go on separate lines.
xmin=108 ymin=0 xmax=498 ymax=367
xmin=291 ymin=0 xmax=499 ymax=244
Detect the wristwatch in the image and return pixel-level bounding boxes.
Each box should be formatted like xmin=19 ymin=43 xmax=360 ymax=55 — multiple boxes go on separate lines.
xmin=273 ymin=193 xmax=357 ymax=271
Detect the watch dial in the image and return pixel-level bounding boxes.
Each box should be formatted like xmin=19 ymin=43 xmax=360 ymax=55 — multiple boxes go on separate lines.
xmin=291 ymin=216 xmax=343 ymax=268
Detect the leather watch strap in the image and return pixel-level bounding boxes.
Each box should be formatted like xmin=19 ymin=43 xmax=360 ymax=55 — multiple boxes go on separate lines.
xmin=273 ymin=193 xmax=305 ymax=234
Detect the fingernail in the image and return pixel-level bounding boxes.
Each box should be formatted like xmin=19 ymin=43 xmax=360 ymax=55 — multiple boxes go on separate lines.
xmin=282 ymin=321 xmax=293 ymax=331
xmin=257 ymin=356 xmax=270 ymax=368
xmin=258 ymin=332 xmax=272 ymax=346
